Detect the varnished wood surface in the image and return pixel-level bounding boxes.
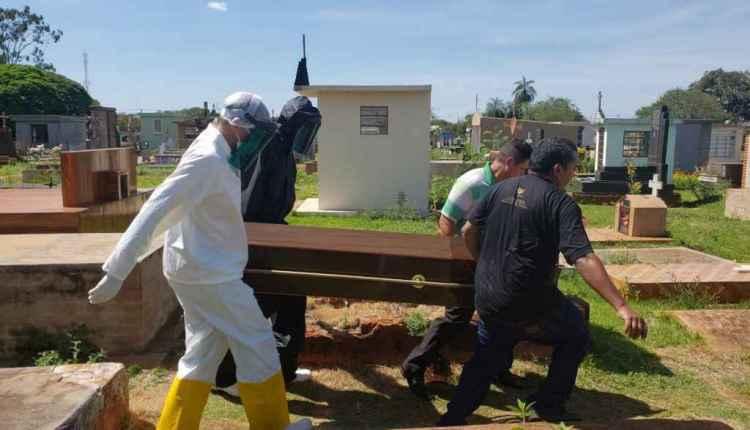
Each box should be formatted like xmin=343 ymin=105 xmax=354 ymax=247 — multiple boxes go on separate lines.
xmin=245 ymin=223 xmax=476 ymax=304
xmin=0 ymin=188 xmax=148 ymax=234
xmin=61 ymin=147 xmax=137 ymax=207
xmin=246 ymin=223 xmax=473 ymax=261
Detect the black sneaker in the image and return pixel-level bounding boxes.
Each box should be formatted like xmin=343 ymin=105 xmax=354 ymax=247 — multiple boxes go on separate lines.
xmin=402 ymin=368 xmax=432 ymax=400
xmin=494 ymin=370 xmax=527 ymax=389
xmin=435 ymin=414 xmax=467 ymax=427
xmin=530 ymin=403 xmax=582 ymax=423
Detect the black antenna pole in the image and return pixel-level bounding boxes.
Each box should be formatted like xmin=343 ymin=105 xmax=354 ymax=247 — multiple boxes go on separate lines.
xmin=303 ymin=34 xmax=306 ymax=59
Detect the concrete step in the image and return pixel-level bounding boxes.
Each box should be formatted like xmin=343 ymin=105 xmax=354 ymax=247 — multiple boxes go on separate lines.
xmin=0 ymin=363 xmax=128 ymax=430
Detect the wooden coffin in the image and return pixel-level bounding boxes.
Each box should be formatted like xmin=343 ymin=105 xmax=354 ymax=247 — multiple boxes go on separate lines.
xmin=245 ymin=223 xmax=476 ymax=306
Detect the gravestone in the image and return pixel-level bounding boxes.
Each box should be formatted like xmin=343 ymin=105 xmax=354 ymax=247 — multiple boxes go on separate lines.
xmin=647 ymin=106 xmax=676 ymax=200
xmin=614 ymin=195 xmax=667 ymax=237
xmin=0 ymin=112 xmax=15 ymax=158
xmin=648 ymin=173 xmax=663 ymax=197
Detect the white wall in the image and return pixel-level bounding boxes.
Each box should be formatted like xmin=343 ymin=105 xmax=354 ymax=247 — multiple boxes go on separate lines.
xmin=316 ymin=90 xmax=431 ymax=211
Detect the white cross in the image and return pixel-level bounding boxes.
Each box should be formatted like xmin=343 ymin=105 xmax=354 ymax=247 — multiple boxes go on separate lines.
xmin=0 ymin=112 xmax=8 ymax=129
xmin=648 ymin=173 xmax=663 ymax=197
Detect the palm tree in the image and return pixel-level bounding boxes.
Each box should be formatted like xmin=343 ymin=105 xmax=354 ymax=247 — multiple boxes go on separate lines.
xmin=512 ymin=76 xmax=537 ymax=117
xmin=484 ymin=97 xmax=509 ymax=118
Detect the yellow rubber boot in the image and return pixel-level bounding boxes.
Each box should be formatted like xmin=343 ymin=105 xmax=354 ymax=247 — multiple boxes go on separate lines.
xmin=156 ymin=378 xmax=211 ymax=430
xmin=238 ymin=371 xmax=291 ymax=430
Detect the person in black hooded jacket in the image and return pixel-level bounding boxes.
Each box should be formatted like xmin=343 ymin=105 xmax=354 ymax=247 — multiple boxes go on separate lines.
xmin=214 ymin=96 xmax=321 ymax=398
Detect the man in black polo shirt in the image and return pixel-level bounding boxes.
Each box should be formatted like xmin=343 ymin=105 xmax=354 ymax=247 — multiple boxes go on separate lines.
xmin=438 ymin=137 xmax=647 ymax=425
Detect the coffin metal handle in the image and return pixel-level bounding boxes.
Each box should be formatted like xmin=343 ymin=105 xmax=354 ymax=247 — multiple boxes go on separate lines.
xmin=244 ymin=268 xmax=471 ymax=289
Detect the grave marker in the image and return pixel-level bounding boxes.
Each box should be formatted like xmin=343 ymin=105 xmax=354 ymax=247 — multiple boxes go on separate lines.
xmin=648 ymin=173 xmax=663 ymax=197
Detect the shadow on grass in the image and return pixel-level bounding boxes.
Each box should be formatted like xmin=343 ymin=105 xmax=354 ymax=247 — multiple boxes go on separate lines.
xmin=427 ymin=371 xmax=658 ymax=426
xmin=587 ymin=324 xmax=673 ymax=376
xmin=287 ymin=364 xmax=493 ymax=429
xmin=679 ymin=195 xmax=721 ymax=208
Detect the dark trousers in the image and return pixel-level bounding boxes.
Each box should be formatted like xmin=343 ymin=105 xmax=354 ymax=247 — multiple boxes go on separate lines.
xmin=215 ymin=292 xmax=307 ymax=387
xmin=402 ymin=305 xmax=513 ymax=377
xmin=441 ymin=297 xmax=590 ymax=425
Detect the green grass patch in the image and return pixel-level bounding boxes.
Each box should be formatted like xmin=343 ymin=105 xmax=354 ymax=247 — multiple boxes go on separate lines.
xmin=295 ymin=171 xmax=319 ymax=200
xmin=579 ymin=203 xmax=616 ymax=228
xmin=137 ymin=164 xmax=176 ymax=189
xmin=580 ymin=191 xmax=750 ymax=262
xmin=288 ymin=214 xmax=437 ymax=235
xmin=558 ymin=272 xmax=750 ymax=426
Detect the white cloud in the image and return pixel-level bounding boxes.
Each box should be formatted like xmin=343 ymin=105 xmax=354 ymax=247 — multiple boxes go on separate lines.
xmin=207 ymin=2 xmax=228 ymax=12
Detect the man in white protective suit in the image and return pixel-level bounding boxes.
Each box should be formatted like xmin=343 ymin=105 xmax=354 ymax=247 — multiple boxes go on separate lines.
xmin=88 ymin=91 xmax=312 ymax=430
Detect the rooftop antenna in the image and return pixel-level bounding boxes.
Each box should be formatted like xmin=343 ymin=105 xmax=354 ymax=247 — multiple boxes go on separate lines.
xmin=83 ymin=52 xmax=90 ymax=92
xmin=294 ymin=34 xmax=310 ymax=87
xmin=597 ymin=90 xmax=606 ymax=121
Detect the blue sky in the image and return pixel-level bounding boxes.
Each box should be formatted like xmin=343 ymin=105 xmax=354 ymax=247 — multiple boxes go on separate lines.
xmin=7 ymin=0 xmax=750 ymax=120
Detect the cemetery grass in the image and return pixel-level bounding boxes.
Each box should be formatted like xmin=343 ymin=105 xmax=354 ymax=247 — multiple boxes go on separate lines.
xmin=0 ymin=161 xmax=26 ymax=184
xmin=127 ymin=271 xmax=750 ymax=429
xmin=136 ymin=164 xmax=177 ymax=189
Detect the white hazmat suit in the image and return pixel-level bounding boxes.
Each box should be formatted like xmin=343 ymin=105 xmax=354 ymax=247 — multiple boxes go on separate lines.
xmin=89 ymin=93 xmax=310 ymax=430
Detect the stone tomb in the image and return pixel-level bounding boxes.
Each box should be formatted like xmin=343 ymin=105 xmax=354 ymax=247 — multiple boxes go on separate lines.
xmin=596 ymin=247 xmax=750 ymax=302
xmin=614 ymin=195 xmax=667 ymax=237
xmin=670 ymin=309 xmax=750 ymax=354
xmin=724 ymin=136 xmax=750 ymax=220
xmin=0 ymin=147 xmax=152 ymax=234
xmin=0 ymin=363 xmax=128 ymax=430
xmin=0 ymin=234 xmax=178 ymax=363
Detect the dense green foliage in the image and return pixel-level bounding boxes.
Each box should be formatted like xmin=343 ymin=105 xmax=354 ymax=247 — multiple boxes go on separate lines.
xmin=690 ymin=68 xmax=750 ymax=122
xmin=525 ymin=96 xmax=584 ymax=121
xmin=0 ymin=64 xmax=92 ymax=115
xmin=635 ymin=88 xmax=728 ymax=121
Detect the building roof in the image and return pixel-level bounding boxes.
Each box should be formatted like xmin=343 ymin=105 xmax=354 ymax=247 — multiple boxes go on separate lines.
xmin=600 ymin=117 xmax=724 ymax=126
xmin=295 ymin=85 xmax=431 ymax=97
xmin=12 ymin=114 xmax=86 ymax=123
xmin=137 ymin=112 xmax=182 ymax=118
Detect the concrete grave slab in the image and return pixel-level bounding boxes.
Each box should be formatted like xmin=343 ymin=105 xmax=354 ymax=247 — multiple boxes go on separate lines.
xmin=586 ymin=227 xmax=671 ymax=244
xmin=670 ymin=309 xmax=750 ymax=354
xmin=0 ymin=363 xmax=128 ymax=430
xmin=294 ymin=197 xmax=359 ymax=216
xmin=607 ymin=260 xmax=750 ymax=302
xmin=0 ymin=188 xmax=152 ymax=234
xmin=558 ymin=247 xmax=750 ymax=302
xmin=0 ymin=233 xmax=178 ymax=363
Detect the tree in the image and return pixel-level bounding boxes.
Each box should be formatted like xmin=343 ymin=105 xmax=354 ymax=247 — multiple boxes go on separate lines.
xmin=525 ymin=97 xmax=584 ymax=122
xmin=689 ymin=68 xmax=750 ymax=122
xmin=512 ymin=76 xmax=536 ymax=117
xmin=117 ymin=114 xmax=142 ymax=133
xmin=0 ymin=64 xmax=92 ymax=115
xmin=484 ymin=97 xmax=510 ymax=118
xmin=0 ymin=6 xmax=63 ymax=71
xmin=635 ymin=88 xmax=729 ymax=121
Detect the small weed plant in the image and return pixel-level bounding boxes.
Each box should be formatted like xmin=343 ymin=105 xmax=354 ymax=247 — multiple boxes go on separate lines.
xmin=508 ymin=399 xmax=536 ymax=424
xmin=405 ymin=311 xmax=430 ymax=337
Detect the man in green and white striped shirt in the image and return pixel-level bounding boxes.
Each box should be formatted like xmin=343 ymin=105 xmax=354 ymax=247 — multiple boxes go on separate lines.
xmin=402 ymin=139 xmax=533 ymax=400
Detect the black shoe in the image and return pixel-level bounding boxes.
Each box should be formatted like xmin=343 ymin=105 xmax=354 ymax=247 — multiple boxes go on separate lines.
xmin=494 ymin=370 xmax=527 ymax=389
xmin=402 ymin=368 xmax=432 ymax=400
xmin=435 ymin=415 xmax=467 ymax=427
xmin=529 ymin=402 xmax=582 ymax=423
